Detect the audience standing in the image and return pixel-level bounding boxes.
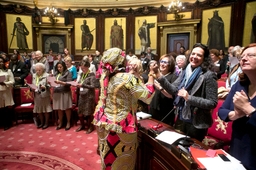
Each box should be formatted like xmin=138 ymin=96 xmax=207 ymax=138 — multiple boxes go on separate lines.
xmin=179 ymin=46 xmax=185 ymax=55
xmin=218 ymin=43 xmax=256 ymax=170
xmin=225 ymin=46 xmax=243 ymax=90
xmin=93 ymin=50 xmax=102 ymax=71
xmin=76 ymin=58 xmax=98 ymax=134
xmin=47 ymin=49 xmax=54 ymax=71
xmin=9 ymin=54 xmax=29 ymax=87
xmin=52 ymin=61 xmax=73 ymax=131
xmin=30 ymin=50 xmax=49 ymax=74
xmin=210 ymin=49 xmax=226 ymax=79
xmin=32 ymin=63 xmax=52 ymax=129
xmin=150 ymin=54 xmax=178 ymax=125
xmin=146 ymin=47 xmax=156 ymax=60
xmin=64 ymin=48 xmax=74 ymax=61
xmin=0 ymin=56 xmax=15 ymax=130
xmin=175 ymin=54 xmax=187 ymax=76
xmin=140 ymin=52 xmax=150 ymax=72
xmin=152 ymin=43 xmax=218 ymax=141
xmin=65 ymin=57 xmax=77 ymax=81
xmin=88 ymin=54 xmax=96 ymax=75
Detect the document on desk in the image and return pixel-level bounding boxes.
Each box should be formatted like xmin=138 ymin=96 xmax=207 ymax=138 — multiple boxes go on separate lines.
xmin=155 ymin=131 xmax=186 ymax=145
xmin=136 ymin=111 xmax=152 ymax=120
xmin=197 ymin=151 xmax=246 ymax=170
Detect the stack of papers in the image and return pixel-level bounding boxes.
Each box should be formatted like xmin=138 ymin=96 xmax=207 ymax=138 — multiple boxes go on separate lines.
xmin=190 ymin=147 xmax=246 ymax=170
xmin=198 ymin=153 xmax=246 ymax=170
xmin=155 ymin=130 xmax=186 ymax=145
xmin=21 ymin=103 xmax=32 ymax=107
xmin=136 ymin=111 xmax=152 ymax=120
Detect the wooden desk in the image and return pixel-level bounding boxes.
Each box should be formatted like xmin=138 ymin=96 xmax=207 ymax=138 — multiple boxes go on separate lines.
xmin=136 ymin=119 xmax=206 ymax=170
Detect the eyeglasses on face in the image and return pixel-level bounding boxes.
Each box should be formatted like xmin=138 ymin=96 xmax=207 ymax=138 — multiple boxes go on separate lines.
xmin=160 ymin=60 xmax=169 ymax=64
xmin=241 ymin=53 xmax=256 ymax=59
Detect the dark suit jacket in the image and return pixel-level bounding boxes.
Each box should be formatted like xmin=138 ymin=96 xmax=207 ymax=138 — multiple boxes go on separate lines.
xmin=8 ymin=60 xmax=29 ymax=86
xmin=141 ymin=57 xmax=150 ymax=72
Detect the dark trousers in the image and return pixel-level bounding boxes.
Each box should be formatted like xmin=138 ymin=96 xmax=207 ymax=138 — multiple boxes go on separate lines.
xmin=0 ymin=107 xmax=12 ymax=128
xmin=174 ymin=119 xmax=208 ymax=142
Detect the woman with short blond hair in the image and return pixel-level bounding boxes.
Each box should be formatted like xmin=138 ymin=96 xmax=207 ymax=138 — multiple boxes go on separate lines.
xmin=65 ymin=56 xmax=77 ymax=81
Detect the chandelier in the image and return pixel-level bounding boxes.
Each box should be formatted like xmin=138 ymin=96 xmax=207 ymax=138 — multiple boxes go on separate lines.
xmin=44 ymin=4 xmax=60 ymax=25
xmin=168 ymin=0 xmax=185 ymax=20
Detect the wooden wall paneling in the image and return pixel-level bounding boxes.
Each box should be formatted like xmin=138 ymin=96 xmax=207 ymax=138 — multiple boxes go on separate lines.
xmin=230 ymin=0 xmax=246 ymax=46
xmin=156 ymin=6 xmax=167 ymax=58
xmin=126 ymin=13 xmax=135 ymax=51
xmin=69 ymin=12 xmax=75 ymax=55
xmin=97 ymin=14 xmax=105 ymax=53
xmin=0 ymin=11 xmax=8 ymax=52
xmin=195 ymin=8 xmax=203 ymax=44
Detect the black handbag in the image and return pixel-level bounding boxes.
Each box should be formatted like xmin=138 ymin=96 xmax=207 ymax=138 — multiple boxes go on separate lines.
xmin=192 ymin=107 xmax=213 ymax=129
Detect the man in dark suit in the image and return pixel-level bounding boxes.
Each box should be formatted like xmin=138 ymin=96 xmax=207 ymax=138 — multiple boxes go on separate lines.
xmin=9 ymin=54 xmax=29 ymax=87
xmin=146 ymin=47 xmax=156 ymax=60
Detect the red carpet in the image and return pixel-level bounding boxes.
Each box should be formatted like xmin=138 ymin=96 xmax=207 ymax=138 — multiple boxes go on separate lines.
xmin=0 ymin=123 xmax=101 ymax=170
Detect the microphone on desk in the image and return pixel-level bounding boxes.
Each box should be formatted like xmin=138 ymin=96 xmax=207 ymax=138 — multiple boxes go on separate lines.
xmin=151 ymin=107 xmax=176 ymax=131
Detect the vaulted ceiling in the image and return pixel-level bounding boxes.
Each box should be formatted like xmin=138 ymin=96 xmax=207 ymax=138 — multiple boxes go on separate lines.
xmin=0 ymin=0 xmax=202 ymax=10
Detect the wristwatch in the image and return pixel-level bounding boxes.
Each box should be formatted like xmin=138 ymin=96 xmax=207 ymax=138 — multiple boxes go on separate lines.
xmin=159 ymin=87 xmax=163 ymax=91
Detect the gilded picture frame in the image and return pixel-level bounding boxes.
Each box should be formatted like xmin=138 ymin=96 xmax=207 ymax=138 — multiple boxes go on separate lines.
xmin=105 ymin=17 xmax=126 ymax=50
xmin=243 ymin=1 xmax=256 ymax=46
xmin=135 ymin=16 xmax=157 ymax=55
xmin=201 ymin=6 xmax=231 ymax=50
xmin=6 ymin=14 xmax=33 ymax=53
xmin=75 ymin=18 xmax=96 ymax=54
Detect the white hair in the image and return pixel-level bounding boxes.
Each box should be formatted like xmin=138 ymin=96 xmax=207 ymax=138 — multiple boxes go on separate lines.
xmin=35 ymin=50 xmax=43 ymax=57
xmin=35 ymin=62 xmax=46 ymax=71
xmin=83 ymin=55 xmax=88 ymax=60
xmin=176 ymin=55 xmax=186 ymax=62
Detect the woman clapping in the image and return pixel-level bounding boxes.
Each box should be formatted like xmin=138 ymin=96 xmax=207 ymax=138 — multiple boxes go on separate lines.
xmin=0 ymin=56 xmax=14 ymax=130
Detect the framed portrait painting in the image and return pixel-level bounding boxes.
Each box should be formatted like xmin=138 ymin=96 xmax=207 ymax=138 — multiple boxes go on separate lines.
xmin=201 ymin=6 xmax=231 ymax=50
xmin=243 ymin=1 xmax=256 ymax=46
xmin=6 ymin=14 xmax=33 ymax=53
xmin=105 ymin=17 xmax=126 ymax=50
xmin=75 ymin=18 xmax=96 ymax=54
xmin=135 ymin=16 xmax=157 ymax=55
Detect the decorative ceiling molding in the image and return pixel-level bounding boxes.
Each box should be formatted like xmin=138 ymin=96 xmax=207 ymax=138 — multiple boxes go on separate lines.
xmin=0 ymin=0 xmax=200 ymax=10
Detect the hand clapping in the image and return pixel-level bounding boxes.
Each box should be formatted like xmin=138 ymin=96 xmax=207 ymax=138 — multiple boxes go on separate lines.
xmin=233 ymin=90 xmax=249 ymax=111
xmin=233 ymin=90 xmax=248 ymax=118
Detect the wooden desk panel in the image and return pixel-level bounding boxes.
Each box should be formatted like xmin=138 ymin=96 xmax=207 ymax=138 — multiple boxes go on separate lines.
xmin=136 ymin=119 xmax=205 ymax=170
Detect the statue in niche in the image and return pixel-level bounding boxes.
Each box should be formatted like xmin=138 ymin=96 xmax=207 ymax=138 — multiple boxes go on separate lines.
xmin=81 ymin=20 xmax=93 ymax=51
xmin=207 ymin=10 xmax=225 ymax=50
xmin=110 ymin=20 xmax=123 ymax=49
xmin=12 ymin=17 xmax=29 ymax=50
xmin=251 ymin=13 xmax=256 ymax=43
xmin=138 ymin=19 xmax=155 ymax=53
